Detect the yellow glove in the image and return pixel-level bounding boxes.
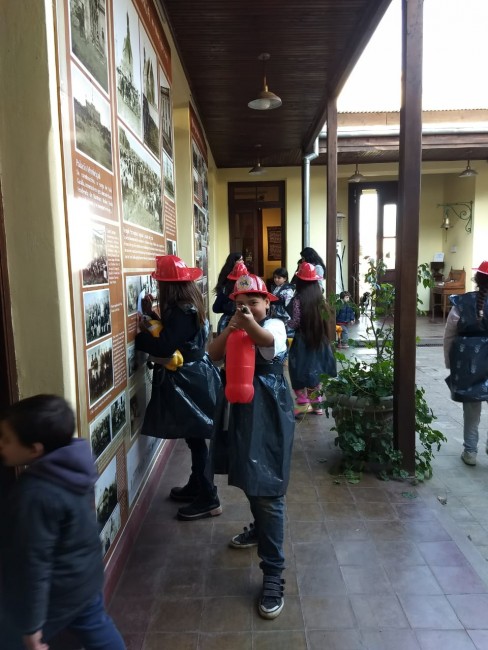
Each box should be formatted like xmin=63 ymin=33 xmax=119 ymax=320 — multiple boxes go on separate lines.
xmin=147 ymin=320 xmax=184 ymax=371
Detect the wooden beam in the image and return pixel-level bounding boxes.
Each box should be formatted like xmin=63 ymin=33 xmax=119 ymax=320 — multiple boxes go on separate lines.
xmin=326 ymin=98 xmax=338 ymax=341
xmin=393 ymin=0 xmax=424 ymax=475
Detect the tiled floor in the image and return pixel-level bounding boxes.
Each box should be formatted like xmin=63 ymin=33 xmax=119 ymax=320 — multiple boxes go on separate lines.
xmin=109 ymin=318 xmax=488 ymax=650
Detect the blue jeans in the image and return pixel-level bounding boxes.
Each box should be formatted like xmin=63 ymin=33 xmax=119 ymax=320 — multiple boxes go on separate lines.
xmin=247 ymin=495 xmax=285 ymax=576
xmin=337 ymin=323 xmax=349 ymax=343
xmin=2 ymin=593 xmax=125 ymax=650
xmin=463 ymin=401 xmax=484 ymax=453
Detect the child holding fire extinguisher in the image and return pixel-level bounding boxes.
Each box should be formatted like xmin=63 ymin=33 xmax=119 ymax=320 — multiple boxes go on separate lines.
xmin=208 ymin=273 xmax=295 ymax=620
xmin=135 ymin=255 xmax=222 ymax=521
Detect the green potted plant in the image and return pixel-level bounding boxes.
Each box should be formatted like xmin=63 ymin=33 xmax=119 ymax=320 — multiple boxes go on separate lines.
xmin=321 ymin=258 xmax=446 ymax=482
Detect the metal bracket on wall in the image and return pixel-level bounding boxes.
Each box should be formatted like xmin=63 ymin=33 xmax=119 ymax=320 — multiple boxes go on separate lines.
xmin=437 ymin=201 xmax=473 ymax=234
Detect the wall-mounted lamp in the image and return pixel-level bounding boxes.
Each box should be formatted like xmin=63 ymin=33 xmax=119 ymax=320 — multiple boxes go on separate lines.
xmin=438 ymin=201 xmax=473 ymax=234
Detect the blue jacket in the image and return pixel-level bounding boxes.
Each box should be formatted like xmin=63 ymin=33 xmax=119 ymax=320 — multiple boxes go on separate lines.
xmin=0 ymin=439 xmax=103 ymax=634
xmin=336 ymin=301 xmax=355 ymax=324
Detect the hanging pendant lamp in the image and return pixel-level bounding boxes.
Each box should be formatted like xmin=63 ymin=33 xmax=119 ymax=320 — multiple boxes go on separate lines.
xmin=348 ymin=163 xmax=366 ymax=183
xmin=249 ymin=144 xmax=267 ymax=175
xmin=459 ymin=160 xmax=478 ymax=178
xmin=248 ymin=53 xmax=282 ymax=111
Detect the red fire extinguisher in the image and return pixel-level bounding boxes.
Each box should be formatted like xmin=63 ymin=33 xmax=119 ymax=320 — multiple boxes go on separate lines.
xmin=225 ymin=328 xmax=255 ymax=404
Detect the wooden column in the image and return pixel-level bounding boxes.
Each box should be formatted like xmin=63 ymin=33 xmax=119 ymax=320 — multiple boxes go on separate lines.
xmin=326 ymin=97 xmax=338 ymax=340
xmin=393 ymin=0 xmax=424 ymax=474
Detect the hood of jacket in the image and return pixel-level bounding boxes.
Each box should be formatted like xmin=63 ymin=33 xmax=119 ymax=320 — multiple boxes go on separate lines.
xmin=25 ymin=438 xmax=98 ymax=494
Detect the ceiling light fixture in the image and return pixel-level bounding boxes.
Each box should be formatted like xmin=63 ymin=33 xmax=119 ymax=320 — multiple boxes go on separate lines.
xmin=248 ymin=53 xmax=282 ymax=111
xmin=348 ymin=163 xmax=366 ymax=183
xmin=458 ymin=160 xmax=478 ymax=178
xmin=249 ymin=144 xmax=267 ymax=175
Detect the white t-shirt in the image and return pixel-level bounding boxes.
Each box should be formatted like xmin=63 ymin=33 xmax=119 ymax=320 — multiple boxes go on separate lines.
xmin=257 ymin=318 xmax=287 ymax=360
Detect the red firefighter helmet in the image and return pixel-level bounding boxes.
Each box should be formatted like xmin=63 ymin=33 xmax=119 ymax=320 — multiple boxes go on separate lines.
xmin=229 ymin=274 xmax=277 ymax=301
xmin=295 ymin=262 xmax=321 ymax=281
xmin=227 ymin=261 xmax=249 ymax=280
xmin=152 ymin=255 xmax=203 ymax=282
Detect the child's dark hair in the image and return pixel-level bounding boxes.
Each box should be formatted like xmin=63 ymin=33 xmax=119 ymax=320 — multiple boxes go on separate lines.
xmin=0 ymin=394 xmax=75 ymax=453
xmin=474 ymin=271 xmax=488 ymax=319
xmin=340 ymin=291 xmax=350 ymax=300
xmin=273 ymin=267 xmax=289 ymax=281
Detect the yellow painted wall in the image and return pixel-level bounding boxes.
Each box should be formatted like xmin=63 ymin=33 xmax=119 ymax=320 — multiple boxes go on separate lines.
xmin=0 ymin=0 xmax=76 ymax=400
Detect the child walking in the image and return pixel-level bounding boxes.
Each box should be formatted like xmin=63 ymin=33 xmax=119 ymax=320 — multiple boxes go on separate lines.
xmin=0 ymin=395 xmax=126 ymax=650
xmin=208 ymin=274 xmax=295 ymax=619
xmin=444 ymin=260 xmax=488 ymax=466
xmin=288 ymin=262 xmax=337 ymax=415
xmin=336 ymin=291 xmax=356 ymax=348
xmin=269 ymin=267 xmax=295 ymax=336
xmin=212 ymin=252 xmax=243 ymax=334
xmin=136 ymin=255 xmax=222 ymax=520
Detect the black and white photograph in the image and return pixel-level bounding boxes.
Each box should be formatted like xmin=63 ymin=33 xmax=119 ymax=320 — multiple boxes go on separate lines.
xmin=140 ymin=31 xmax=159 ymax=158
xmin=159 ymin=67 xmax=173 ymax=158
xmin=113 ymin=0 xmax=141 ymax=136
xmin=127 ymin=341 xmax=140 ymax=378
xmin=166 ymin=238 xmax=177 ymax=256
xmin=111 ymin=392 xmax=127 ymax=438
xmin=69 ymin=0 xmax=108 ymax=92
xmin=95 ymin=455 xmax=117 ymax=528
xmin=72 ymin=64 xmax=112 ymax=171
xmin=126 ymin=274 xmax=142 ymax=315
xmin=127 ymin=433 xmax=161 ymax=506
xmin=87 ymin=338 xmax=114 ymax=406
xmin=119 ymin=125 xmax=163 ymax=233
xmin=83 ymin=288 xmax=111 ymax=345
xmin=89 ymin=406 xmax=111 ymax=460
xmin=129 ymin=385 xmax=145 ymax=438
xmin=162 ymin=150 xmax=174 ymax=201
xmin=193 ymin=203 xmax=209 ymax=246
xmin=100 ymin=503 xmax=121 ymax=556
xmin=82 ymin=226 xmax=108 ymax=286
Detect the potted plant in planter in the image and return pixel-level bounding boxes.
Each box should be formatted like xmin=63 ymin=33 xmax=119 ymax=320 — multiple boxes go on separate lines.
xmin=321 ymin=258 xmax=446 ymax=482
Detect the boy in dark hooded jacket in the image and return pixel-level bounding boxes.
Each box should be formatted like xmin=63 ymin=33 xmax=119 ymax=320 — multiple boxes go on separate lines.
xmin=0 ymin=394 xmax=125 ymax=650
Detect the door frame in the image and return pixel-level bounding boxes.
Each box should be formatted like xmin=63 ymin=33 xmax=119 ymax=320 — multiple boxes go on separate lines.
xmin=0 ymin=179 xmax=17 ymax=408
xmin=347 ymin=180 xmax=398 ymax=303
xmin=228 ymin=181 xmax=286 ymax=277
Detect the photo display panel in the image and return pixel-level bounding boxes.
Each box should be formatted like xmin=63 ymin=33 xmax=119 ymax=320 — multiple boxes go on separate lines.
xmin=56 ymin=0 xmax=175 ymax=557
xmin=190 ymin=106 xmax=209 ymax=311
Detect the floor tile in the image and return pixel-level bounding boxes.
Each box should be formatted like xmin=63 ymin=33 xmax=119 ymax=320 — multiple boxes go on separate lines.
xmin=143 ymin=632 xmax=198 ymax=650
xmin=430 ymin=565 xmax=488 ymax=594
xmin=253 ymin=630 xmax=307 ymax=650
xmin=398 ymin=594 xmax=463 ymax=629
xmin=307 ymin=628 xmax=364 ymax=650
xmin=349 ymin=593 xmax=410 ymax=628
xmin=200 ymin=597 xmax=252 ymax=633
xmin=300 ymin=596 xmax=356 ymax=629
xmin=148 ymin=598 xmax=204 ymax=633
xmin=447 ymin=594 xmax=488 ymax=629
xmin=341 ymin=565 xmax=392 ymax=594
xmin=385 ymin=565 xmax=443 ymax=594
xmin=415 ymin=629 xmax=477 ymax=649
xmin=198 ymin=632 xmax=251 ymax=650
xmin=361 ymin=629 xmax=421 ymax=649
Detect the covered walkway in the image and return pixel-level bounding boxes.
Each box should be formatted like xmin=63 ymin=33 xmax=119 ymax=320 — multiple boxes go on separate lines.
xmin=108 ymin=338 xmax=488 ymax=650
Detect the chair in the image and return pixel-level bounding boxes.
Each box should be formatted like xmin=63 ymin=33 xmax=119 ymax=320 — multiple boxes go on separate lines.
xmin=431 ymin=268 xmax=466 ymax=322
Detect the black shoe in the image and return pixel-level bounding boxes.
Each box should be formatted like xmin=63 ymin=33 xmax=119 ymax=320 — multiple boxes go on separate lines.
xmin=169 ymin=481 xmax=199 ymax=502
xmin=177 ymin=493 xmax=222 ymax=520
xmin=258 ymin=575 xmax=285 ymax=619
xmin=229 ymin=523 xmax=258 ymax=548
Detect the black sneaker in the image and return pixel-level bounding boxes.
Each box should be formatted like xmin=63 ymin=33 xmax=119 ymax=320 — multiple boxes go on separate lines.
xmin=177 ymin=493 xmax=222 ymax=520
xmin=258 ymin=575 xmax=285 ymax=619
xmin=229 ymin=523 xmax=258 ymax=548
xmin=169 ymin=481 xmax=199 ymax=502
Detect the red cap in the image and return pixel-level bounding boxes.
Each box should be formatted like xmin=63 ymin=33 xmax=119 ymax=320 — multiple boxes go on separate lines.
xmin=295 ymin=262 xmax=321 ymax=281
xmin=473 ymin=261 xmax=488 ymax=276
xmin=227 ymin=261 xmax=248 ymax=280
xmin=152 ymin=255 xmax=203 ymax=282
xmin=230 ymin=274 xmax=278 ymax=301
